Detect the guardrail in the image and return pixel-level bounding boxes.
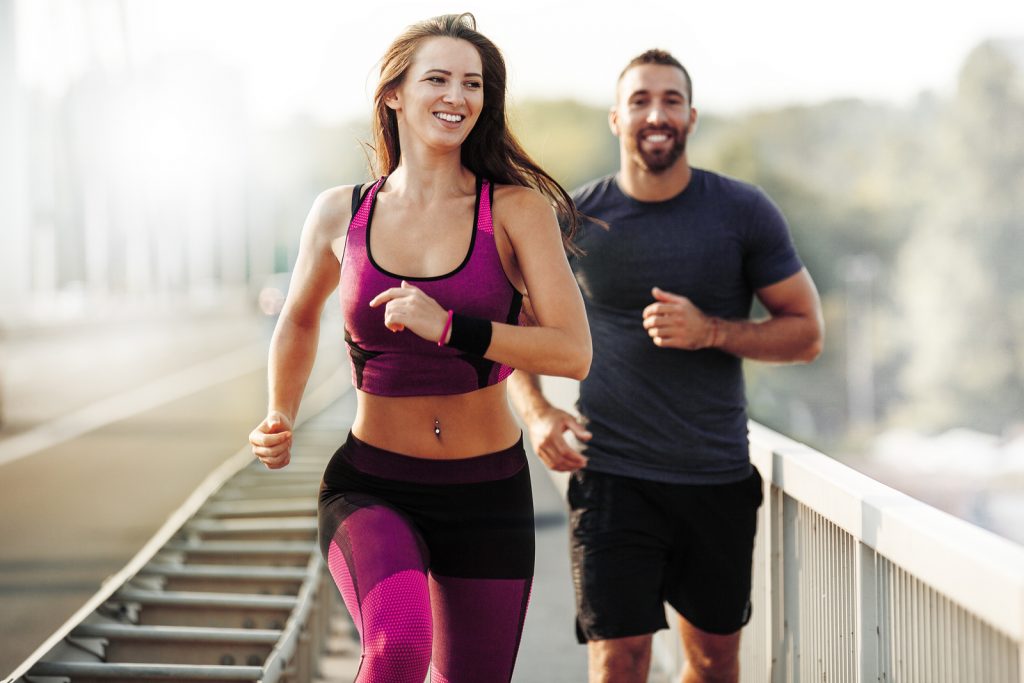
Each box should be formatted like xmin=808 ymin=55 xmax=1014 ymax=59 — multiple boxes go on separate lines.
xmin=3 ymin=376 xmax=355 ymax=683
xmin=651 ymin=422 xmax=1024 ymax=682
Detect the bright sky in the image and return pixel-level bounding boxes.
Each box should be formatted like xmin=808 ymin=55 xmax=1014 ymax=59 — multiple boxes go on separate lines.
xmin=13 ymin=0 xmax=1024 ymax=126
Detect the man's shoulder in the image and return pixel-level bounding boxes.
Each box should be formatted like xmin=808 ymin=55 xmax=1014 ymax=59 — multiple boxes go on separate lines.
xmin=696 ymin=169 xmax=791 ymax=244
xmin=570 ymin=174 xmax=619 ymax=211
xmin=694 ymin=167 xmax=765 ymax=205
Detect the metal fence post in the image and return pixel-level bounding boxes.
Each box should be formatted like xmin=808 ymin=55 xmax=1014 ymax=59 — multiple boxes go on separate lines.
xmin=857 ymin=542 xmax=879 ymax=682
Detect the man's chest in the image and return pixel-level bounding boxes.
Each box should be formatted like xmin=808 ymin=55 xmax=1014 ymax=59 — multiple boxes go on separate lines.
xmin=573 ymin=208 xmax=747 ymax=312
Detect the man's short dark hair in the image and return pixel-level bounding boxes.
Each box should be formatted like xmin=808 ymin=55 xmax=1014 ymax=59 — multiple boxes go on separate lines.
xmin=618 ymin=49 xmax=693 ymax=105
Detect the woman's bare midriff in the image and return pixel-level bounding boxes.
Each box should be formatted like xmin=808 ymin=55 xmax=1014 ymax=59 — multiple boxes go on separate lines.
xmin=352 ymin=382 xmax=522 ymax=459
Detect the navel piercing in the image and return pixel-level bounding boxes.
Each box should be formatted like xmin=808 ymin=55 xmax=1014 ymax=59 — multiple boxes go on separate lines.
xmin=434 ymin=418 xmax=442 ymax=439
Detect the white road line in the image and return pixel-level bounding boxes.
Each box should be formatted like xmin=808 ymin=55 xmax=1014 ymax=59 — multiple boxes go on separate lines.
xmin=0 ymin=342 xmax=269 ymax=468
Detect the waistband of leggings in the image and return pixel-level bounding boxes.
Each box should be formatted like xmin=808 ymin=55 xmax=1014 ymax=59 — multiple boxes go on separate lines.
xmin=339 ymin=431 xmax=526 ymax=484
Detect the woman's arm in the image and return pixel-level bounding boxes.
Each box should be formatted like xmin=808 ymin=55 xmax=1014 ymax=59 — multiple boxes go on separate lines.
xmin=488 ymin=185 xmax=592 ymax=378
xmin=250 ymin=185 xmax=353 ymax=468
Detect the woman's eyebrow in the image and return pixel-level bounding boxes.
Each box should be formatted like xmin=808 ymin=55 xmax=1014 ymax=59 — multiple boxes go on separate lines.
xmin=422 ymin=68 xmax=483 ymax=78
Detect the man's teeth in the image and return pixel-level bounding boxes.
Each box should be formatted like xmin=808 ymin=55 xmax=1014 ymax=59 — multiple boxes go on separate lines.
xmin=645 ymin=134 xmax=669 ymax=142
xmin=435 ymin=113 xmax=464 ymax=122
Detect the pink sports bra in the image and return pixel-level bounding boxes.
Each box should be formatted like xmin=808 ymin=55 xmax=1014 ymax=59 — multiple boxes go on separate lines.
xmin=338 ymin=176 xmax=522 ymax=397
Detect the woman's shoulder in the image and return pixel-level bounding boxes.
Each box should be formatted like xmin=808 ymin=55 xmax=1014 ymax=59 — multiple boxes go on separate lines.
xmin=490 ymin=183 xmax=560 ymax=248
xmin=492 ymin=183 xmax=553 ymax=216
xmin=304 ymin=183 xmax=369 ymax=237
xmin=313 ymin=183 xmax=362 ymax=217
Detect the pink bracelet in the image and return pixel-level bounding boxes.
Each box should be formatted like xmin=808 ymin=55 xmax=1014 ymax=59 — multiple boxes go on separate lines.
xmin=438 ymin=309 xmax=454 ymax=346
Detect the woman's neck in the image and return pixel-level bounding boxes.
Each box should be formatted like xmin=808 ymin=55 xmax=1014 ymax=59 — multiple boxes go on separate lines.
xmin=387 ymin=154 xmax=475 ymax=201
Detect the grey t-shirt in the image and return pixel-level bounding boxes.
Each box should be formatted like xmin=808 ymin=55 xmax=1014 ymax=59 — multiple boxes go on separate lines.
xmin=570 ymin=169 xmax=803 ymax=484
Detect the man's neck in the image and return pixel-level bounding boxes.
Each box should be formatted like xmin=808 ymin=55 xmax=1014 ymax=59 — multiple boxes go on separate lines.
xmin=617 ymin=158 xmax=692 ymax=202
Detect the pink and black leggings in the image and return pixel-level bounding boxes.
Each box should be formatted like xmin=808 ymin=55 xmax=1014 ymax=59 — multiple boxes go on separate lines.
xmin=318 ymin=432 xmax=534 ymax=683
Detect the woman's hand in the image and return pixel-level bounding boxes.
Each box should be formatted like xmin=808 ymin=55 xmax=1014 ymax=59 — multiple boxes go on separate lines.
xmin=249 ymin=411 xmax=294 ymax=469
xmin=369 ymin=281 xmax=450 ymax=344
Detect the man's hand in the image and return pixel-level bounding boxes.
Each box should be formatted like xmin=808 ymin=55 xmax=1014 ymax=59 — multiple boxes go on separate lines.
xmin=249 ymin=411 xmax=294 ymax=470
xmin=526 ymin=408 xmax=592 ymax=472
xmin=641 ymin=286 xmax=717 ymax=350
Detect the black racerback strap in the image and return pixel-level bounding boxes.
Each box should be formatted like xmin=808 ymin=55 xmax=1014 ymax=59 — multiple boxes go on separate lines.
xmin=339 ymin=183 xmax=366 ymax=277
xmin=350 ymin=183 xmax=364 ymax=215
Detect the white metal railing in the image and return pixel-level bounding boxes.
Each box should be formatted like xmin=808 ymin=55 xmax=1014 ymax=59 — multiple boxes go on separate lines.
xmin=652 ymin=421 xmax=1024 ymax=682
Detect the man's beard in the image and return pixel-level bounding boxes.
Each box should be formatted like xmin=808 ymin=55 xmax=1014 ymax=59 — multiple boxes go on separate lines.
xmin=631 ymin=125 xmax=688 ymax=173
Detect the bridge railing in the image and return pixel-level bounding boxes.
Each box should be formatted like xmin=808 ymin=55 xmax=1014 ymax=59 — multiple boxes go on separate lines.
xmin=652 ymin=421 xmax=1024 ymax=682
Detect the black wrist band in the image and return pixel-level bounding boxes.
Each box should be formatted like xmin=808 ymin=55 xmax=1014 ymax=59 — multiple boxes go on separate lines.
xmin=448 ymin=314 xmax=492 ymax=356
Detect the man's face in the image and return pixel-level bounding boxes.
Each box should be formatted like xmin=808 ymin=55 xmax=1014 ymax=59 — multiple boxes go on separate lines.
xmin=610 ymin=64 xmax=696 ymax=173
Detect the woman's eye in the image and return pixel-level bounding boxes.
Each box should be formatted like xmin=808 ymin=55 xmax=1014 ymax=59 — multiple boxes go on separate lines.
xmin=465 ymin=81 xmax=482 ymax=89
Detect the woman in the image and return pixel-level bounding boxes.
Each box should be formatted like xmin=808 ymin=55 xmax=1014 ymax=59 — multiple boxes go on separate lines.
xmin=248 ymin=13 xmax=591 ymax=683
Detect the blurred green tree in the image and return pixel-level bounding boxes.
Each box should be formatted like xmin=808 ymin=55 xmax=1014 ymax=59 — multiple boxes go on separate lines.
xmin=893 ymin=40 xmax=1024 ymax=433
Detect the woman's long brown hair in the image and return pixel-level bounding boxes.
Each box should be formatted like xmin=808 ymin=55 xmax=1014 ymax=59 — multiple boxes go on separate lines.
xmin=370 ymin=13 xmax=581 ymax=251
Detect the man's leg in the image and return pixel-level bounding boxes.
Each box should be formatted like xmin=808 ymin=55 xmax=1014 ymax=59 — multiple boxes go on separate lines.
xmin=568 ymin=471 xmax=672 ymax=683
xmin=587 ymin=634 xmax=653 ymax=683
xmin=678 ymin=613 xmax=740 ymax=683
xmin=665 ymin=469 xmax=763 ymax=683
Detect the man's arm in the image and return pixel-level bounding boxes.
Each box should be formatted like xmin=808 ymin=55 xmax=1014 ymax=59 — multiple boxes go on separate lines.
xmin=508 ymin=370 xmax=591 ymax=472
xmin=641 ymin=268 xmax=824 ymax=362
xmin=507 ymin=295 xmax=591 ymax=472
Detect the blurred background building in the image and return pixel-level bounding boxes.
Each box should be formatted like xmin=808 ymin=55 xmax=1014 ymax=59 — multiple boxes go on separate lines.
xmin=1 ymin=0 xmax=261 ymax=324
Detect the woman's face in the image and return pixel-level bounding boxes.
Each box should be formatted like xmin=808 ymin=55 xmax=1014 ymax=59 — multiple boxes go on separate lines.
xmin=386 ymin=36 xmax=484 ymax=152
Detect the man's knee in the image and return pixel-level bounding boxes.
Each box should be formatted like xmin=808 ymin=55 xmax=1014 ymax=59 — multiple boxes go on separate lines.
xmin=684 ymin=648 xmax=739 ymax=683
xmin=588 ymin=634 xmax=652 ymax=683
xmin=679 ymin=616 xmax=741 ymax=683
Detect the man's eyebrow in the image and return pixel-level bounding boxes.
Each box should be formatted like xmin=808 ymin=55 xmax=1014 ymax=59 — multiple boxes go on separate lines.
xmin=628 ymin=88 xmax=686 ymax=97
xmin=422 ymin=68 xmax=483 ymax=78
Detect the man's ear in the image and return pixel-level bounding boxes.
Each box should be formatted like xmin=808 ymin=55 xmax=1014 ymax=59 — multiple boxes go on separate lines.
xmin=688 ymin=106 xmax=698 ymax=134
xmin=608 ymin=106 xmax=619 ymax=137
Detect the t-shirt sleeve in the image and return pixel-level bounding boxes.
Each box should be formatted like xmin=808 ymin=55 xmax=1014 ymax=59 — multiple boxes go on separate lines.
xmin=743 ymin=189 xmax=804 ymax=289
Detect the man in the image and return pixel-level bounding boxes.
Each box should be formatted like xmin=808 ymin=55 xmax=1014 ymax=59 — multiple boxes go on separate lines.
xmin=509 ymin=50 xmax=823 ymax=683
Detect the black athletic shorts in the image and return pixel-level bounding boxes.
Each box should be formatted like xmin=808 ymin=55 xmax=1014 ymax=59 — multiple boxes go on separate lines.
xmin=568 ymin=466 xmax=763 ymax=641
